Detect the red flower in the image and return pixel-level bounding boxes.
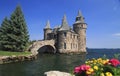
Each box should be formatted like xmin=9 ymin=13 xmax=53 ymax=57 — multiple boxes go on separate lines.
xmin=109 ymin=58 xmax=120 ymax=67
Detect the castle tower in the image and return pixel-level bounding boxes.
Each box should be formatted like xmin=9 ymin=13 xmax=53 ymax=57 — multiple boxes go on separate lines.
xmin=57 ymin=15 xmax=70 ymax=53
xmin=44 ymin=20 xmax=52 ymax=40
xmin=73 ymin=10 xmax=87 ymax=53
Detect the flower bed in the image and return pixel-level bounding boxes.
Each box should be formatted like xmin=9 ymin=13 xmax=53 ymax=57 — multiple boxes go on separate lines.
xmin=74 ymin=58 xmax=120 ymax=76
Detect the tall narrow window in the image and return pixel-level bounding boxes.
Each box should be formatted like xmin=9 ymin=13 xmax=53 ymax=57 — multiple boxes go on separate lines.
xmin=64 ymin=43 xmax=66 ymax=49
xmin=71 ymin=43 xmax=72 ymax=49
xmin=64 ymin=32 xmax=66 ymax=37
xmin=71 ymin=34 xmax=72 ymax=38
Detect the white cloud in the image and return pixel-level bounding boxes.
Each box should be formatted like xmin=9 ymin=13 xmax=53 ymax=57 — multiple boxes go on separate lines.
xmin=113 ymin=33 xmax=120 ymax=37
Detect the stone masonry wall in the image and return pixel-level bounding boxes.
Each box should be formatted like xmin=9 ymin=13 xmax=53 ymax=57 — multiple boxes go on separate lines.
xmin=57 ymin=31 xmax=79 ymax=53
xmin=73 ymin=23 xmax=87 ymax=53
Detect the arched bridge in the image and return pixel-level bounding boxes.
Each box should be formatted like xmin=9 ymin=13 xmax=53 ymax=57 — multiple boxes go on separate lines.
xmin=29 ymin=40 xmax=56 ymax=55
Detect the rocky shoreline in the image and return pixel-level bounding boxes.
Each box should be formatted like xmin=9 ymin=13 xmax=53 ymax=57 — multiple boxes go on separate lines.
xmin=0 ymin=54 xmax=37 ymax=64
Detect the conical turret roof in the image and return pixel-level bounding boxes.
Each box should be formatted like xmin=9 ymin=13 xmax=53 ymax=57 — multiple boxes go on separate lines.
xmin=45 ymin=20 xmax=51 ymax=29
xmin=75 ymin=10 xmax=85 ymax=23
xmin=59 ymin=14 xmax=70 ymax=31
xmin=77 ymin=10 xmax=82 ymax=17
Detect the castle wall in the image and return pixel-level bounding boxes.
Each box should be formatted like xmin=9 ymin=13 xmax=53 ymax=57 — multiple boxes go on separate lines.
xmin=43 ymin=11 xmax=87 ymax=54
xmin=57 ymin=31 xmax=78 ymax=53
xmin=44 ymin=28 xmax=52 ymax=40
xmin=73 ymin=23 xmax=87 ymax=53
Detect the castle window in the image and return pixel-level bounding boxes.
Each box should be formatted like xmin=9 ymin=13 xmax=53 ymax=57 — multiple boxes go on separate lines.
xmin=81 ymin=24 xmax=83 ymax=28
xmin=64 ymin=32 xmax=66 ymax=37
xmin=64 ymin=43 xmax=66 ymax=49
xmin=77 ymin=36 xmax=79 ymax=39
xmin=54 ymin=35 xmax=56 ymax=38
xmin=76 ymin=17 xmax=80 ymax=21
xmin=71 ymin=43 xmax=72 ymax=49
xmin=74 ymin=35 xmax=75 ymax=38
xmin=73 ymin=44 xmax=74 ymax=48
xmin=71 ymin=34 xmax=72 ymax=38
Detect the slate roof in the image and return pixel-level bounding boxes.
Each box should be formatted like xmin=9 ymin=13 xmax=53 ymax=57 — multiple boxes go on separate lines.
xmin=75 ymin=10 xmax=85 ymax=24
xmin=45 ymin=20 xmax=50 ymax=29
xmin=59 ymin=14 xmax=70 ymax=31
xmin=77 ymin=10 xmax=82 ymax=17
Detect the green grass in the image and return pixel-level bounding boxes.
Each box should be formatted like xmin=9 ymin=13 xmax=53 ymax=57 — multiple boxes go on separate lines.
xmin=0 ymin=51 xmax=32 ymax=56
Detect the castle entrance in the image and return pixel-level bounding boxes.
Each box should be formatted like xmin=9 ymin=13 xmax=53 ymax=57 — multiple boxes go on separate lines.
xmin=38 ymin=45 xmax=56 ymax=54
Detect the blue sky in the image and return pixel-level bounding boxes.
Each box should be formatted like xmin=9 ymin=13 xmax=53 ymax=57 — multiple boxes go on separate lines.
xmin=0 ymin=0 xmax=120 ymax=48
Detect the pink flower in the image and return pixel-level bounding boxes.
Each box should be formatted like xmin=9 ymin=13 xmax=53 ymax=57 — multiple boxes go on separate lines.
xmin=109 ymin=58 xmax=120 ymax=67
xmin=74 ymin=64 xmax=91 ymax=74
xmin=80 ymin=65 xmax=91 ymax=71
xmin=85 ymin=65 xmax=91 ymax=70
xmin=74 ymin=66 xmax=81 ymax=73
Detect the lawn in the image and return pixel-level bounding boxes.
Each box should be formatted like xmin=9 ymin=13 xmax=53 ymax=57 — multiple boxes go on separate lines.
xmin=0 ymin=51 xmax=32 ymax=56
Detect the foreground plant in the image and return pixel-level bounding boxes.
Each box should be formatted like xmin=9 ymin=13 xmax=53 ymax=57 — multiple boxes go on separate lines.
xmin=74 ymin=58 xmax=120 ymax=76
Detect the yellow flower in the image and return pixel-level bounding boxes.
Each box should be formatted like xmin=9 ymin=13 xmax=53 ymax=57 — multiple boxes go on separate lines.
xmin=86 ymin=68 xmax=94 ymax=75
xmin=86 ymin=71 xmax=91 ymax=75
xmin=102 ymin=59 xmax=109 ymax=65
xmin=93 ymin=65 xmax=98 ymax=70
xmin=100 ymin=73 xmax=105 ymax=76
xmin=105 ymin=72 xmax=113 ymax=76
xmin=88 ymin=68 xmax=94 ymax=72
xmin=85 ymin=61 xmax=88 ymax=64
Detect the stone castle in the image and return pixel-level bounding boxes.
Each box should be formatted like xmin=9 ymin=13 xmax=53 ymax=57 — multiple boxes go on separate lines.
xmin=43 ymin=10 xmax=87 ymax=54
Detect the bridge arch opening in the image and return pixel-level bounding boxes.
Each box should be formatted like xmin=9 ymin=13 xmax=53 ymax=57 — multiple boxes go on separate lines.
xmin=38 ymin=45 xmax=56 ymax=54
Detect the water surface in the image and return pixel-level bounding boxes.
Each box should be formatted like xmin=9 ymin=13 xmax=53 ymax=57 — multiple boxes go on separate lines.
xmin=0 ymin=49 xmax=120 ymax=76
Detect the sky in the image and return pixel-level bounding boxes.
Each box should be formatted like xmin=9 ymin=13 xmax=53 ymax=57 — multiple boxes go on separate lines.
xmin=0 ymin=0 xmax=120 ymax=48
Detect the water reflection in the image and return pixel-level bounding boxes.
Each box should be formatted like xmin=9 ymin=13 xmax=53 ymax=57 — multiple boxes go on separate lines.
xmin=34 ymin=54 xmax=86 ymax=75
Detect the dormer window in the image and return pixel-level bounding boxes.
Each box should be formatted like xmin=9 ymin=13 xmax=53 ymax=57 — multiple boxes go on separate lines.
xmin=76 ymin=17 xmax=80 ymax=21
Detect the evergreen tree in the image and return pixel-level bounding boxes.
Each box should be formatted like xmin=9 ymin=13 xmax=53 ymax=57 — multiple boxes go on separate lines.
xmin=0 ymin=17 xmax=12 ymax=51
xmin=10 ymin=5 xmax=29 ymax=52
xmin=0 ymin=5 xmax=29 ymax=52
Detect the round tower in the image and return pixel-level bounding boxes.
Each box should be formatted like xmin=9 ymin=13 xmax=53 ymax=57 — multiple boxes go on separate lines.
xmin=73 ymin=10 xmax=87 ymax=53
xmin=44 ymin=20 xmax=52 ymax=40
xmin=57 ymin=15 xmax=70 ymax=53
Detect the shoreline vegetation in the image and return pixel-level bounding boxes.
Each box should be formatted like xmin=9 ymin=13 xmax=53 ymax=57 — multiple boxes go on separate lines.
xmin=0 ymin=51 xmax=37 ymax=64
xmin=0 ymin=51 xmax=31 ymax=56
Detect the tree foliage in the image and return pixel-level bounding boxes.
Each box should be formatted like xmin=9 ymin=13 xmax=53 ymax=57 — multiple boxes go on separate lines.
xmin=0 ymin=5 xmax=29 ymax=52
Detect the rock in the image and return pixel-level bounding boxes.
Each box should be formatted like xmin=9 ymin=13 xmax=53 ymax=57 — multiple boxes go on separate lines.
xmin=0 ymin=54 xmax=37 ymax=64
xmin=44 ymin=71 xmax=74 ymax=76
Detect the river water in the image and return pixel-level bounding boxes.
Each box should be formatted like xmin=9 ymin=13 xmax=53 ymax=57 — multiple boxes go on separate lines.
xmin=0 ymin=49 xmax=120 ymax=76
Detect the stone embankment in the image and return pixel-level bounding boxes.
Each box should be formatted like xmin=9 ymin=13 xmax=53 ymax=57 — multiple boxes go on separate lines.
xmin=44 ymin=71 xmax=74 ymax=76
xmin=0 ymin=54 xmax=37 ymax=64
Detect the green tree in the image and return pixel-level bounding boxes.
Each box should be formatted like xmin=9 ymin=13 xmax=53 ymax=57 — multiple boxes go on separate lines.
xmin=0 ymin=5 xmax=29 ymax=52
xmin=0 ymin=17 xmax=12 ymax=51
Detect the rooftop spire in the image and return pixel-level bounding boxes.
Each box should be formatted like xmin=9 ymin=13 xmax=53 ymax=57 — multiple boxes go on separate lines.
xmin=59 ymin=14 xmax=70 ymax=31
xmin=77 ymin=10 xmax=82 ymax=17
xmin=74 ymin=10 xmax=85 ymax=24
xmin=62 ymin=14 xmax=68 ymax=26
xmin=45 ymin=20 xmax=50 ymax=29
